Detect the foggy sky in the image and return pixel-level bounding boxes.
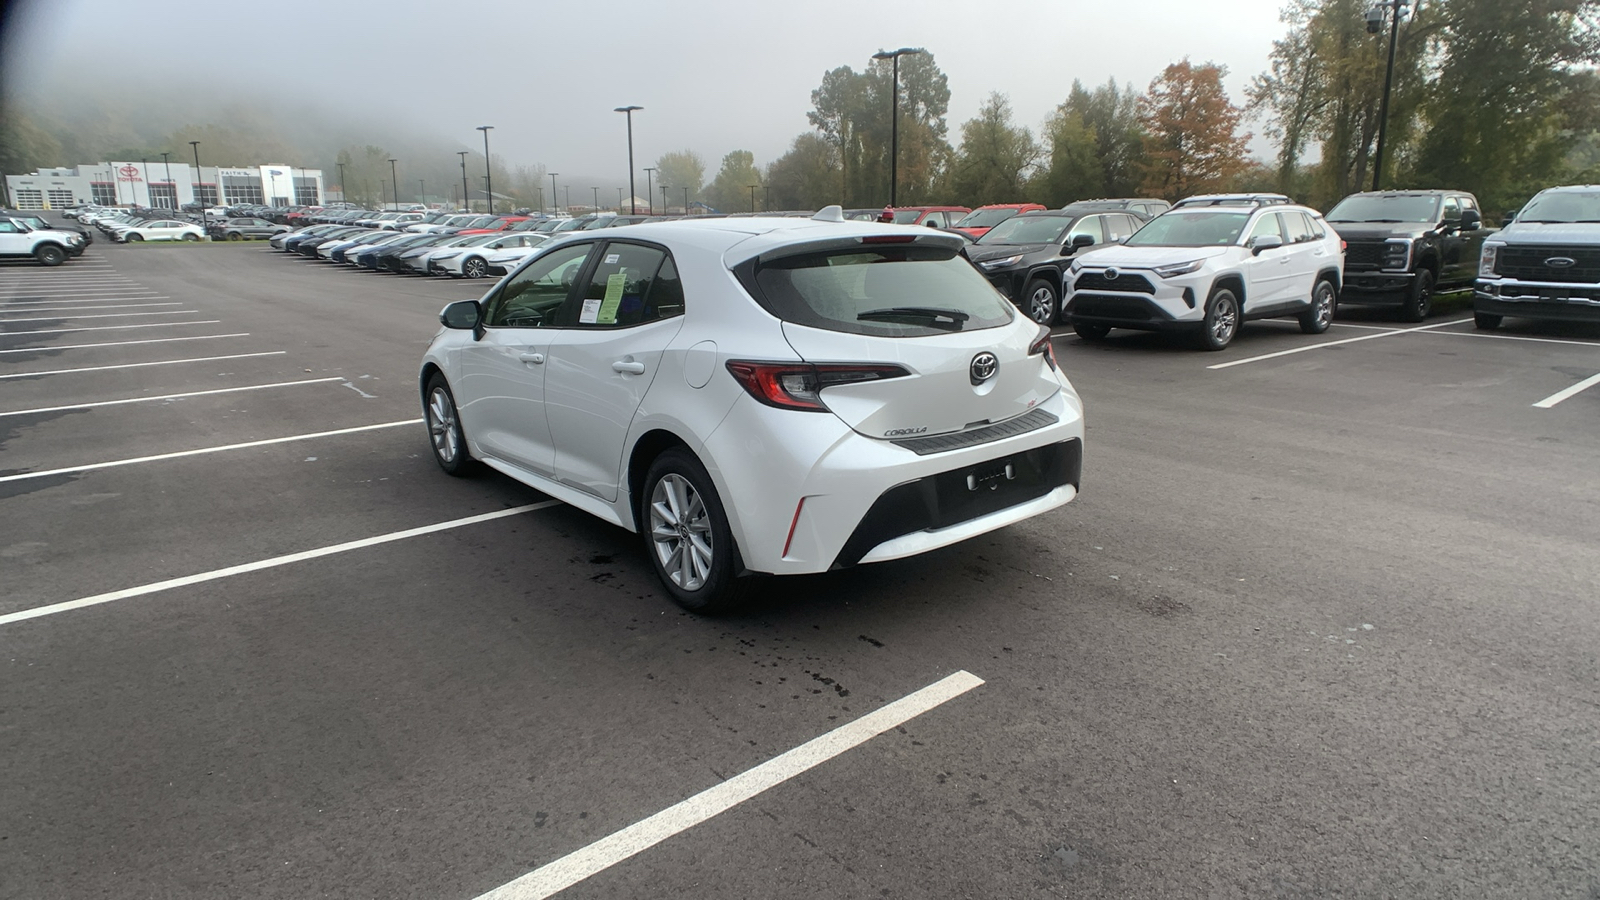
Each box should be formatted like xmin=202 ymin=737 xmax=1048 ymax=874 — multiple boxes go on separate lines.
xmin=3 ymin=0 xmax=1291 ymax=180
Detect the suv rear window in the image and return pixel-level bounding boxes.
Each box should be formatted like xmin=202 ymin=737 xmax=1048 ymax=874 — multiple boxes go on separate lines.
xmin=746 ymin=246 xmax=1015 ymax=337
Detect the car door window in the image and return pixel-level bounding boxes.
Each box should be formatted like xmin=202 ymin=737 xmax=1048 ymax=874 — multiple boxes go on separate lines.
xmin=484 ymin=242 xmax=594 ymax=328
xmin=1247 ymin=213 xmax=1285 ymax=244
xmin=1442 ymin=197 xmax=1461 ymax=222
xmin=1103 ymin=215 xmax=1134 ymax=243
xmin=1068 ymin=215 xmax=1104 ymax=244
xmin=560 ymin=242 xmax=679 ymax=329
xmin=1284 ymin=212 xmax=1314 ymax=243
xmin=0 ymin=220 xmax=18 ymax=233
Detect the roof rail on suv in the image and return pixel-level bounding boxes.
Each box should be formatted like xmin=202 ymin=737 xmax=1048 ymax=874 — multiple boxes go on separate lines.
xmin=1172 ymin=193 xmax=1292 ymax=209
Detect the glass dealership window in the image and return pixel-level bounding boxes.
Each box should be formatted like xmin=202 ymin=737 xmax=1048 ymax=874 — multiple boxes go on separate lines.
xmin=148 ymin=183 xmax=177 ymax=209
xmin=194 ymin=184 xmax=219 ymax=206
xmin=91 ymin=182 xmax=118 ymax=205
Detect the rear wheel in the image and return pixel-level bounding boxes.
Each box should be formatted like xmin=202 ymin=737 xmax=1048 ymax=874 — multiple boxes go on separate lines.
xmin=227 ymin=232 xmax=242 ymax=241
xmin=1024 ymin=277 xmax=1059 ymax=325
xmin=463 ymin=256 xmax=488 ymax=278
xmin=641 ymin=449 xmax=752 ymax=614
xmin=1474 ymin=312 xmax=1502 ymax=330
xmin=1197 ymin=286 xmax=1240 ymax=351
xmin=1298 ymin=278 xmax=1337 ymax=334
xmin=181 ymin=233 xmax=199 ymax=242
xmin=424 ymin=374 xmax=475 ymax=476
xmin=1073 ymin=321 xmax=1111 ymax=341
xmin=1400 ymin=269 xmax=1434 ymax=322
xmin=33 ymin=244 xmax=66 ymax=267
xmin=128 ymin=233 xmax=144 ymax=242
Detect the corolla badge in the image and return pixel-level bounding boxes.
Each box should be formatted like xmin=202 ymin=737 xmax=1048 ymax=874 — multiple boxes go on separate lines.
xmin=970 ymin=351 xmax=999 ymax=385
xmin=1546 ymin=257 xmax=1577 ymax=268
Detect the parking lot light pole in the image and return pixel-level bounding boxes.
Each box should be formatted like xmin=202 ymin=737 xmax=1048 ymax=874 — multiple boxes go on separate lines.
xmin=643 ymin=167 xmax=656 ymax=214
xmin=614 ymin=106 xmax=642 ymax=214
xmin=660 ymin=184 xmax=669 ymax=213
xmin=418 ymin=179 xmax=425 ymax=206
xmin=336 ymin=162 xmax=346 ymax=203
xmin=683 ymin=186 xmax=689 ymax=214
xmin=548 ymin=173 xmax=559 ymax=215
xmin=476 ymin=126 xmax=494 ymax=213
xmin=456 ymin=151 xmax=469 ymax=212
xmin=388 ymin=159 xmax=398 ymax=211
xmin=749 ymin=184 xmax=757 ymax=212
xmin=1367 ymin=1 xmax=1409 ymax=192
xmin=592 ymin=186 xmax=600 ymax=212
xmin=871 ymin=47 xmax=923 ymax=208
xmin=189 ymin=141 xmax=205 ymax=229
xmin=160 ymin=152 xmax=174 ymax=209
xmin=617 ymin=187 xmax=624 ymax=210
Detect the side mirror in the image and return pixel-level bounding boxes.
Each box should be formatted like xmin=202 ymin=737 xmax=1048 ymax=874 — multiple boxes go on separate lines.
xmin=1071 ymin=233 xmax=1096 ymax=249
xmin=1461 ymin=209 xmax=1481 ymax=230
xmin=439 ymin=299 xmax=480 ymax=330
xmin=1249 ymin=234 xmax=1284 ymax=255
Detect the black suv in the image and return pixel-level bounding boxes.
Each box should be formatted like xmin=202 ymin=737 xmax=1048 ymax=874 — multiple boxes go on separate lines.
xmin=1474 ymin=185 xmax=1600 ymax=330
xmin=964 ymin=207 xmax=1143 ymax=324
xmin=1326 ymin=190 xmax=1491 ymax=321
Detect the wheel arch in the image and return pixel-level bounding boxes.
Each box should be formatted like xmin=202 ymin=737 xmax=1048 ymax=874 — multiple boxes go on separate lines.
xmin=419 ymin=362 xmax=445 ymax=404
xmin=1025 ymin=265 xmax=1064 ymax=294
xmin=1317 ymin=266 xmax=1341 ymax=292
xmin=1210 ymin=272 xmax=1246 ymax=304
xmin=627 ymin=428 xmax=694 ymax=530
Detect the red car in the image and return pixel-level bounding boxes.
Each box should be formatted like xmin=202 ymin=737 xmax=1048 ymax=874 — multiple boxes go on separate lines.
xmin=455 ymin=215 xmax=530 ymax=235
xmin=880 ymin=206 xmax=971 ymax=228
xmin=950 ymin=203 xmax=1047 ymax=239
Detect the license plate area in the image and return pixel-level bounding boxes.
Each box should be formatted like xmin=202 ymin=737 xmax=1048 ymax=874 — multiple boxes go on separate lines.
xmin=929 ymin=445 xmax=1067 ymax=528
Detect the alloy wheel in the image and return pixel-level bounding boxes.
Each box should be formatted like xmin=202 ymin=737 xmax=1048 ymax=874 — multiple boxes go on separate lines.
xmin=1313 ymin=282 xmax=1335 ymax=328
xmin=1211 ymin=296 xmax=1238 ymax=344
xmin=649 ymin=474 xmax=713 ymax=591
xmin=1029 ymin=284 xmax=1057 ymax=324
xmin=427 ymin=387 xmax=459 ymax=464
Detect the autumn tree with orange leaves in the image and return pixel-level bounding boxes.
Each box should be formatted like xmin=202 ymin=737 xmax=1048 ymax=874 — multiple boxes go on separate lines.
xmin=1139 ymin=59 xmax=1252 ymax=200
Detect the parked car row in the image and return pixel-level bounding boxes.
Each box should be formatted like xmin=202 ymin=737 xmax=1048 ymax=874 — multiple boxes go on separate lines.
xmin=77 ymin=207 xmax=206 ymax=243
xmin=269 ymin=221 xmax=552 ymax=278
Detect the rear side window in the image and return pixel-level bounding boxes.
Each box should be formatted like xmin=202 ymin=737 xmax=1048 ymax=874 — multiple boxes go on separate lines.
xmin=1284 ymin=212 xmax=1314 ymax=243
xmin=560 ymin=242 xmax=681 ymax=328
xmin=745 ymin=246 xmax=1015 ymax=337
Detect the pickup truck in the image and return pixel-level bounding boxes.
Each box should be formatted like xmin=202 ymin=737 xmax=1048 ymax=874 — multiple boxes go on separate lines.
xmin=1475 ymin=185 xmax=1600 ymax=330
xmin=1325 ymin=190 xmax=1492 ymax=321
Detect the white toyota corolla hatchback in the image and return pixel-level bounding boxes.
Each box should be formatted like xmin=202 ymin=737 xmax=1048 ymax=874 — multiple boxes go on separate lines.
xmin=419 ymin=207 xmax=1085 ymax=612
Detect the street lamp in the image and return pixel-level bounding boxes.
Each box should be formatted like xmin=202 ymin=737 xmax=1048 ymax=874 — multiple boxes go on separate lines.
xmin=871 ymin=47 xmax=924 ymax=208
xmin=764 ymin=185 xmax=772 ymax=212
xmin=617 ymin=186 xmax=625 ymax=210
xmin=418 ymin=178 xmax=425 ymax=207
xmin=549 ymin=172 xmax=559 ymax=215
xmin=683 ymin=186 xmax=689 ymax=215
xmin=1366 ymin=1 xmax=1409 ymax=191
xmin=614 ymin=105 xmax=642 ymax=213
xmin=592 ymin=186 xmax=600 ymax=212
xmin=476 ymin=125 xmax=494 ymax=213
xmin=388 ymin=158 xmax=398 ymax=211
xmin=190 ymin=141 xmax=205 ymax=227
xmin=643 ymin=167 xmax=656 ymax=214
xmin=160 ymin=152 xmax=174 ymax=210
xmin=337 ymin=162 xmax=347 ymax=203
xmin=660 ymin=183 xmax=669 ymax=213
xmin=748 ymin=183 xmax=758 ymax=213
xmin=457 ymin=151 xmax=470 ymax=212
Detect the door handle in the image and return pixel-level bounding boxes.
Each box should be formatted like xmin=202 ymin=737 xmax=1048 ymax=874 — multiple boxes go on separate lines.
xmin=519 ymin=351 xmax=545 ymax=364
xmin=612 ymin=360 xmax=647 ymax=375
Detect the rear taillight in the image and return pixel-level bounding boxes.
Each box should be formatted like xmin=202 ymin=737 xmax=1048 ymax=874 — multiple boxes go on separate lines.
xmin=726 ymin=361 xmax=910 ymax=411
xmin=1029 ymin=324 xmax=1058 ymax=371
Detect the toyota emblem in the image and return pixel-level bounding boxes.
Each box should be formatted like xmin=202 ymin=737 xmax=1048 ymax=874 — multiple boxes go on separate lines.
xmin=1546 ymin=256 xmax=1577 ymax=268
xmin=118 ymin=164 xmax=140 ymax=178
xmin=1104 ymin=267 xmax=1120 ymax=280
xmin=970 ymin=351 xmax=999 ymax=385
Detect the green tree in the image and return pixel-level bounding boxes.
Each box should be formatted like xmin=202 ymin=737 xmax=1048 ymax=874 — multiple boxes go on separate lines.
xmin=1035 ymin=106 xmax=1103 ymax=206
xmin=806 ymin=50 xmax=955 ymax=206
xmin=1248 ymin=0 xmax=1327 ymax=195
xmin=1139 ymin=59 xmax=1252 ymax=200
xmin=703 ymin=150 xmax=763 ymax=213
xmin=654 ymin=150 xmax=706 ymax=207
xmin=1061 ymin=79 xmax=1148 ymax=197
xmin=0 ymin=103 xmax=64 ymax=178
xmin=765 ymin=134 xmax=839 ymax=210
xmin=946 ymin=93 xmax=1041 ymax=206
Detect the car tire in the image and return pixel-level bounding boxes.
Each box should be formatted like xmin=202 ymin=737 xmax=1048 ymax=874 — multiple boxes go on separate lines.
xmin=182 ymin=233 xmax=199 ymax=242
xmin=424 ymin=374 xmax=475 ymax=476
xmin=227 ymin=232 xmax=242 ymax=241
xmin=463 ymin=256 xmax=488 ymax=279
xmin=33 ymin=244 xmax=66 ymax=267
xmin=1197 ymin=286 xmax=1240 ymax=351
xmin=1024 ymin=277 xmax=1059 ymax=325
xmin=1298 ymin=278 xmax=1337 ymax=334
xmin=640 ymin=448 xmax=753 ymax=614
xmin=1400 ymin=269 xmax=1434 ymax=322
xmin=1073 ymin=321 xmax=1111 ymax=341
xmin=1474 ymin=312 xmax=1502 ymax=330
xmin=128 ymin=233 xmax=144 ymax=242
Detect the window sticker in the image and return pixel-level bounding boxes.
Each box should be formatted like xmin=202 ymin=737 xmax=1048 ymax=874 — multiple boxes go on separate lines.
xmin=597 ymin=273 xmax=628 ymax=324
xmin=604 ymin=253 xmax=620 ymax=264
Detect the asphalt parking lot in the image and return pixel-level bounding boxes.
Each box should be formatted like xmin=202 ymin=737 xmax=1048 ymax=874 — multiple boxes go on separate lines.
xmin=3 ymin=233 xmax=1599 ymax=899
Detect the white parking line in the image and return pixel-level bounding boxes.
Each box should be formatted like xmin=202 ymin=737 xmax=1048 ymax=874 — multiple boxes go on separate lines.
xmin=0 ymin=310 xmax=197 ymax=323
xmin=0 ymin=320 xmax=222 ymax=336
xmin=0 ymin=418 xmax=421 ymax=483
xmin=1207 ymin=319 xmax=1473 ymax=370
xmin=0 ymin=501 xmax=558 ymax=627
xmin=0 ymin=291 xmax=161 ymax=299
xmin=473 ymin=670 xmax=986 ymax=900
xmin=2 ymin=297 xmax=171 ymax=305
xmin=1533 ymin=372 xmax=1600 ymax=408
xmin=0 ymin=351 xmax=287 ymax=380
xmin=0 ymin=303 xmax=179 ymax=313
xmin=0 ymin=377 xmax=341 ymax=418
xmin=1415 ymin=329 xmax=1600 ymax=349
xmin=0 ymin=332 xmax=250 ymax=354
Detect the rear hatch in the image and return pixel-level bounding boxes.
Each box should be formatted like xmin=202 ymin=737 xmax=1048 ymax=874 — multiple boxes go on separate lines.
xmin=737 ymin=236 xmax=1059 ymax=439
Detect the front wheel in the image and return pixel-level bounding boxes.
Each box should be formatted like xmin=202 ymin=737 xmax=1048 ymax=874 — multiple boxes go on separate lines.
xmin=1073 ymin=321 xmax=1111 ymax=341
xmin=1400 ymin=269 xmax=1434 ymax=322
xmin=227 ymin=232 xmax=242 ymax=241
xmin=1474 ymin=312 xmax=1502 ymax=330
xmin=462 ymin=256 xmax=488 ymax=279
xmin=128 ymin=233 xmax=144 ymax=242
xmin=424 ymin=374 xmax=475 ymax=476
xmin=1298 ymin=278 xmax=1337 ymax=334
xmin=641 ymin=449 xmax=752 ymax=614
xmin=33 ymin=244 xmax=66 ymax=267
xmin=182 ymin=233 xmax=199 ymax=242
xmin=1023 ymin=277 xmax=1059 ymax=325
xmin=1197 ymin=286 xmax=1240 ymax=351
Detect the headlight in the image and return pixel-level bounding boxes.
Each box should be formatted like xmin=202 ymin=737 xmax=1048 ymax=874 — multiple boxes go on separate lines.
xmin=1384 ymin=238 xmax=1412 ymax=269
xmin=979 ymin=255 xmax=1024 ymax=270
xmin=1153 ymin=259 xmax=1205 ymax=278
xmin=1479 ymin=243 xmax=1500 ymax=277
xmin=434 ymin=252 xmax=462 ymax=260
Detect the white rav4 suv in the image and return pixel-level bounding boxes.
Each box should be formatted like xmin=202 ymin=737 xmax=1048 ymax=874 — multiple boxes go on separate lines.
xmin=420 ymin=207 xmax=1086 ymax=612
xmin=1062 ymin=194 xmax=1345 ymax=350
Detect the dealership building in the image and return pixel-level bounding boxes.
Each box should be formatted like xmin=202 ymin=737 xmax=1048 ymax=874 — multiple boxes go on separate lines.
xmin=4 ymin=163 xmax=326 ymax=210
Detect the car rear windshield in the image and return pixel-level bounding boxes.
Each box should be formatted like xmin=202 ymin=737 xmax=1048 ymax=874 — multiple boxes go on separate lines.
xmin=956 ymin=208 xmax=1019 ymax=228
xmin=977 ymin=215 xmax=1070 ymax=245
xmin=1515 ymin=191 xmax=1600 ymax=223
xmin=1326 ymin=195 xmax=1441 ymax=223
xmin=747 ymin=245 xmax=1015 ymax=337
xmin=1126 ymin=211 xmax=1250 ymax=247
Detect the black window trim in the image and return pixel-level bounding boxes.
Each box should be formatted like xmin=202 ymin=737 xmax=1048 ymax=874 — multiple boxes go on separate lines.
xmin=551 ymin=237 xmax=684 ymax=332
xmin=482 ymin=240 xmax=599 ymax=330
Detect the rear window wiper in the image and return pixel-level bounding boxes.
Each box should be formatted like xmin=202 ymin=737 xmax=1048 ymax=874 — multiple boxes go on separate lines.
xmin=858 ymin=306 xmax=971 ymax=325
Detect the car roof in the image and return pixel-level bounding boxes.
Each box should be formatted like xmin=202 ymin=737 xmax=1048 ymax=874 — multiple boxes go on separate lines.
xmin=1171 ymin=193 xmax=1291 ymax=208
xmin=534 ymin=211 xmax=965 ymax=265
